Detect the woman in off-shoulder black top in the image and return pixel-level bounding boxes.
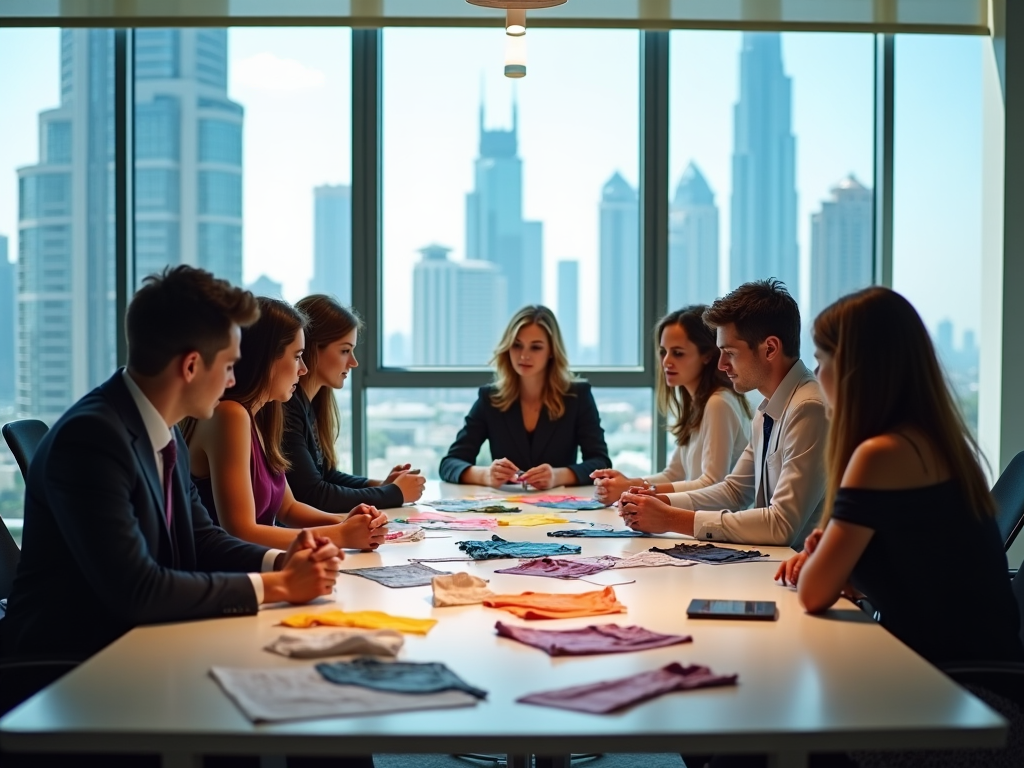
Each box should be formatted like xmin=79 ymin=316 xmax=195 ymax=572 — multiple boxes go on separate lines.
xmin=831 ymin=482 xmax=1022 ymax=665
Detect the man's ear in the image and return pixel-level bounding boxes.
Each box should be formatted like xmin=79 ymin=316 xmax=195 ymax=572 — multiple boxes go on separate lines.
xmin=180 ymin=351 xmax=202 ymax=383
xmin=763 ymin=335 xmax=782 ymax=362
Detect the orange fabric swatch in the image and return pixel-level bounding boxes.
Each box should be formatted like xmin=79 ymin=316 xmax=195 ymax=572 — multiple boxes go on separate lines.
xmin=483 ymin=586 xmax=626 ymax=620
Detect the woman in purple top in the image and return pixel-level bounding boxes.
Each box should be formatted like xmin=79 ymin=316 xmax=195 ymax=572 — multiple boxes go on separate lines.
xmin=184 ymin=297 xmax=388 ymax=551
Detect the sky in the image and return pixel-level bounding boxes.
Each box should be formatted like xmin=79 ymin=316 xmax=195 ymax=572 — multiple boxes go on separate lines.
xmin=0 ymin=26 xmax=984 ymax=351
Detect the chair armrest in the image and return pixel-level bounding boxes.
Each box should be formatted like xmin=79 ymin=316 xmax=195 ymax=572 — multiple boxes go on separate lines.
xmin=940 ymin=661 xmax=1024 ymax=708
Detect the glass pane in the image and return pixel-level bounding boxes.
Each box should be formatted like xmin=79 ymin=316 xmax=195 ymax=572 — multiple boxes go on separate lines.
xmin=366 ymin=387 xmax=652 ymax=482
xmin=668 ymin=32 xmax=874 ymax=365
xmin=0 ymin=29 xmax=118 ymax=545
xmin=892 ymin=35 xmax=982 ymax=433
xmin=382 ymin=29 xmax=641 ymax=368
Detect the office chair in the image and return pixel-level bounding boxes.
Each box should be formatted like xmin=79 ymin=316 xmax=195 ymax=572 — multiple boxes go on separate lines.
xmin=2 ymin=419 xmax=49 ymax=483
xmin=992 ymin=450 xmax=1024 ymax=552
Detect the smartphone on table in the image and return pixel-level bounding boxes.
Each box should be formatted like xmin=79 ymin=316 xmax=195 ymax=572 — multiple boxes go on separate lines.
xmin=686 ymin=599 xmax=778 ymax=621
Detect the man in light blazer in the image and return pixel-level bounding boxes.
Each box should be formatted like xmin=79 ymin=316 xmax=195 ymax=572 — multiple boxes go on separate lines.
xmin=1 ymin=266 xmax=342 ymax=662
xmin=620 ymin=279 xmax=827 ymax=547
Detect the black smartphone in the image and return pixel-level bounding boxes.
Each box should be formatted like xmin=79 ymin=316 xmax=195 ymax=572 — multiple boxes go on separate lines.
xmin=686 ymin=599 xmax=778 ymax=621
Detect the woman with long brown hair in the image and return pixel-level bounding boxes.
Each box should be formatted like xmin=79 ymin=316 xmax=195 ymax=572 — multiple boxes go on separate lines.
xmin=282 ymin=294 xmax=425 ymax=513
xmin=591 ymin=306 xmax=751 ymax=505
xmin=183 ymin=297 xmax=388 ymax=551
xmin=779 ymin=286 xmax=1022 ymax=666
xmin=439 ymin=305 xmax=610 ymax=489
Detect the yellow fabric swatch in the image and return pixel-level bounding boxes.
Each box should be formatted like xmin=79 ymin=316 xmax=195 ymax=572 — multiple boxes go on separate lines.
xmin=279 ymin=610 xmax=438 ymax=635
xmin=496 ymin=514 xmax=569 ymax=527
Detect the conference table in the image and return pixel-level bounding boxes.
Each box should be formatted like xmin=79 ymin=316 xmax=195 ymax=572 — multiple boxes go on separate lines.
xmin=0 ymin=482 xmax=1008 ymax=768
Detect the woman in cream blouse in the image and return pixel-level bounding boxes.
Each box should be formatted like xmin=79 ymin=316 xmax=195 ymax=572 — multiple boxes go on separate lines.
xmin=592 ymin=305 xmax=752 ymax=505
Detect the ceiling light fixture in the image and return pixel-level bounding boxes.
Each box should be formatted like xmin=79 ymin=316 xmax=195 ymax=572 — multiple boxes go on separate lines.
xmin=467 ymin=0 xmax=567 ymax=78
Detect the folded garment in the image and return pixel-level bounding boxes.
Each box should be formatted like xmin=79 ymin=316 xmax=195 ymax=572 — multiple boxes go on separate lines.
xmin=264 ymin=629 xmax=405 ymax=659
xmin=316 ymin=658 xmax=488 ymax=700
xmin=493 ymin=556 xmax=619 ymax=580
xmin=517 ymin=663 xmax=738 ymax=714
xmin=211 ymin=666 xmax=477 ymax=722
xmin=649 ymin=542 xmax=766 ymax=564
xmin=495 ymin=621 xmax=691 ymax=656
xmin=385 ymin=522 xmax=425 ymax=543
xmin=432 ymin=572 xmax=496 ymax=607
xmin=339 ymin=563 xmax=451 ymax=588
xmin=280 ymin=609 xmax=438 ymax=635
xmin=547 ymin=529 xmax=652 ymax=538
xmin=457 ymin=535 xmax=581 ymax=561
xmin=533 ymin=500 xmax=607 ymax=511
xmin=483 ymin=585 xmax=626 ymax=620
xmin=424 ymin=499 xmax=521 ymax=514
xmin=612 ymin=551 xmax=698 ymax=569
xmin=504 ymin=494 xmax=591 ymax=504
xmin=405 ymin=519 xmax=498 ymax=531
xmin=496 ymin=514 xmax=570 ymax=527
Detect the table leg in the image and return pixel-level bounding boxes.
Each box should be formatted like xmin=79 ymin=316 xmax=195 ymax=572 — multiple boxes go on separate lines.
xmin=535 ymin=756 xmax=571 ymax=768
xmin=767 ymin=751 xmax=808 ymax=768
xmin=506 ymin=756 xmax=532 ymax=768
xmin=162 ymin=753 xmax=202 ymax=768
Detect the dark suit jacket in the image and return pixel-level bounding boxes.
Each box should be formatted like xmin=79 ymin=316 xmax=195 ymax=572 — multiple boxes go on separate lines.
xmin=0 ymin=372 xmax=269 ymax=661
xmin=439 ymin=381 xmax=610 ymax=485
xmin=283 ymin=387 xmax=403 ymax=513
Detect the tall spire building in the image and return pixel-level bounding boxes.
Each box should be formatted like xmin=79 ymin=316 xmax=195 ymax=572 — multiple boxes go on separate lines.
xmin=669 ymin=161 xmax=719 ymax=310
xmin=465 ymin=98 xmax=543 ymax=315
xmin=598 ymin=172 xmax=639 ymax=366
xmin=729 ymin=33 xmax=798 ymax=295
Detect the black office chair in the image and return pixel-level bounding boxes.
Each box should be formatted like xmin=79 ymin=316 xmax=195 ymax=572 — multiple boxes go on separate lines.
xmin=1 ymin=419 xmax=49 ymax=483
xmin=992 ymin=451 xmax=1024 ymax=552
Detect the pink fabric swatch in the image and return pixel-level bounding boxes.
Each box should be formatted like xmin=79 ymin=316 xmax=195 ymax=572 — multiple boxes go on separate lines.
xmin=495 ymin=622 xmax=691 ymax=656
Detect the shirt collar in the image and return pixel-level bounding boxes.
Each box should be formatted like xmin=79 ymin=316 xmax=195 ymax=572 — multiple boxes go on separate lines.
xmin=121 ymin=368 xmax=175 ymax=454
xmin=758 ymin=359 xmax=812 ymax=421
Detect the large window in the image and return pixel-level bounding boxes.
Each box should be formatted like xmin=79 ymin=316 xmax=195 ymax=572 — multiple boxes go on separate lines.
xmin=0 ymin=28 xmax=117 ymax=543
xmin=892 ymin=35 xmax=983 ymax=433
xmin=668 ymin=31 xmax=874 ymax=367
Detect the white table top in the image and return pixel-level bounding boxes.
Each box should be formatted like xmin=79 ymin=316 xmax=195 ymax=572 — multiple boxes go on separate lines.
xmin=0 ymin=483 xmax=1007 ymax=763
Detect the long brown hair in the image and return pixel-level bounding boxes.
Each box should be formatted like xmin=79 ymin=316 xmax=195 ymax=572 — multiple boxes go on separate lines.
xmin=490 ymin=305 xmax=575 ymax=420
xmin=182 ymin=297 xmax=307 ymax=474
xmin=656 ymin=306 xmax=752 ymax=446
xmin=814 ymin=287 xmax=993 ymax=522
xmin=295 ymin=294 xmax=363 ymax=472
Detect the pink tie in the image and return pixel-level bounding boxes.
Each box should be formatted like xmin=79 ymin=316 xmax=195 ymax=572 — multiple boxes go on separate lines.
xmin=160 ymin=440 xmax=177 ymax=529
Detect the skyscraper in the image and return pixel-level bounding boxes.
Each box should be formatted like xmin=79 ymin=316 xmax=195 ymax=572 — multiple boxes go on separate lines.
xmin=412 ymin=245 xmax=506 ymax=367
xmin=557 ymin=260 xmax=579 ymax=361
xmin=598 ymin=172 xmax=639 ymax=366
xmin=669 ymin=161 xmax=719 ymax=310
xmin=310 ymin=184 xmax=352 ymax=304
xmin=134 ymin=29 xmax=243 ymax=286
xmin=730 ymin=33 xmax=798 ymax=296
xmin=17 ymin=29 xmax=240 ymax=424
xmin=465 ymin=98 xmax=543 ymax=314
xmin=809 ymin=175 xmax=873 ymax=320
xmin=0 ymin=234 xmax=14 ymax=405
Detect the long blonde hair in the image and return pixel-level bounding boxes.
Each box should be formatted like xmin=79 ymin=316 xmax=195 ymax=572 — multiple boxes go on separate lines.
xmin=655 ymin=306 xmax=752 ymax=446
xmin=490 ymin=305 xmax=575 ymax=420
xmin=814 ymin=287 xmax=993 ymax=523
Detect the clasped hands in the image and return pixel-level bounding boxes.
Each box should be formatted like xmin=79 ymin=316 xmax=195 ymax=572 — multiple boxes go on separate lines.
xmin=617 ymin=485 xmax=677 ymax=533
xmin=486 ymin=458 xmax=558 ymax=490
xmin=269 ymin=529 xmax=343 ymax=604
xmin=383 ymin=462 xmax=426 ymax=502
xmin=340 ymin=503 xmax=389 ymax=551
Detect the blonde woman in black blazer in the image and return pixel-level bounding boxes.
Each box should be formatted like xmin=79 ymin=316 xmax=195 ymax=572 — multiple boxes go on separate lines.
xmin=440 ymin=305 xmax=610 ymax=489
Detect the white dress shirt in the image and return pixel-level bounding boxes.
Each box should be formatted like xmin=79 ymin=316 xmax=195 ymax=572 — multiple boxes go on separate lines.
xmin=665 ymin=360 xmax=828 ymax=546
xmin=644 ymin=389 xmax=751 ymax=493
xmin=121 ymin=370 xmax=280 ymax=602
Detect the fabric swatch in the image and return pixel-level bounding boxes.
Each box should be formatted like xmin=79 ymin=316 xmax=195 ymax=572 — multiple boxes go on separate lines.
xmin=493 ymin=556 xmax=619 ymax=580
xmin=611 ymin=551 xmax=698 ymax=569
xmin=547 ymin=529 xmax=653 ymax=538
xmin=280 ymin=609 xmax=438 ymax=635
xmin=517 ymin=663 xmax=738 ymax=714
xmin=211 ymin=666 xmax=477 ymax=722
xmin=403 ymin=518 xmax=498 ymax=531
xmin=339 ymin=563 xmax=451 ymax=588
xmin=649 ymin=542 xmax=766 ymax=564
xmin=456 ymin=534 xmax=581 ymax=561
xmin=504 ymin=494 xmax=595 ymax=504
xmin=483 ymin=585 xmax=626 ymax=620
xmin=424 ymin=499 xmax=520 ymax=514
xmin=497 ymin=514 xmax=570 ymax=527
xmin=385 ymin=522 xmax=425 ymax=543
xmin=264 ymin=629 xmax=404 ymax=659
xmin=533 ymin=500 xmax=608 ymax=511
xmin=432 ymin=572 xmax=496 ymax=607
xmin=316 ymin=658 xmax=488 ymax=700
xmin=495 ymin=621 xmax=691 ymax=656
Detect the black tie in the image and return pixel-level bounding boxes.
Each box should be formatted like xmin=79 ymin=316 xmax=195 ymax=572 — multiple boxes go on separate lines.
xmin=761 ymin=413 xmax=775 ymax=467
xmin=160 ymin=439 xmax=176 ymax=529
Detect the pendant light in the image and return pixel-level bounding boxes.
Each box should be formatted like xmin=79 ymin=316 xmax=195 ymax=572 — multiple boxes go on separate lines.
xmin=467 ymin=0 xmax=568 ymax=78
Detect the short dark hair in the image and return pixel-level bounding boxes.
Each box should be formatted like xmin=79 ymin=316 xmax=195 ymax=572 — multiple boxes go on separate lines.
xmin=703 ymin=278 xmax=801 ymax=358
xmin=126 ymin=266 xmax=261 ymax=376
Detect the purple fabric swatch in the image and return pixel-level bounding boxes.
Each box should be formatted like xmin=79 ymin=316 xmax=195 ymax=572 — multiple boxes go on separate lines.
xmin=495 ymin=622 xmax=692 ymax=656
xmin=493 ymin=556 xmax=618 ymax=580
xmin=517 ymin=663 xmax=738 ymax=714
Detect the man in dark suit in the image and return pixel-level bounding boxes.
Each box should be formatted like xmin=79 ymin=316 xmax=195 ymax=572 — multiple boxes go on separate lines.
xmin=0 ymin=266 xmax=342 ymax=662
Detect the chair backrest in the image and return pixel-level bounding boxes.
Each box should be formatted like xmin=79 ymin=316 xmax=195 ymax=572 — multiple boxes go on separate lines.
xmin=991 ymin=450 xmax=1024 ymax=551
xmin=1 ymin=419 xmax=49 ymax=483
